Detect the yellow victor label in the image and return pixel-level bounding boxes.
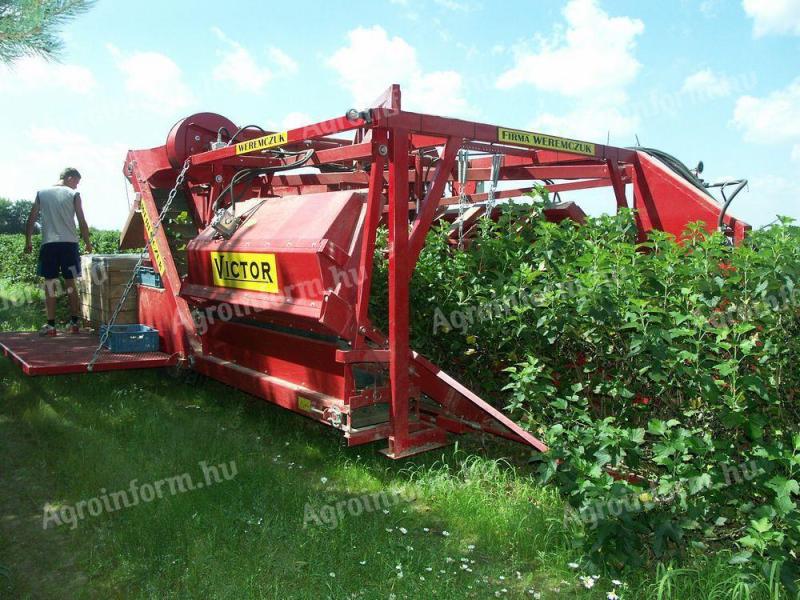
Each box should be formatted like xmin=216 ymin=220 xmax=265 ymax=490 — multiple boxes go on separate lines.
xmin=497 ymin=127 xmax=596 ymax=156
xmin=141 ymin=202 xmax=165 ymax=275
xmin=211 ymin=251 xmax=279 ymax=293
xmin=234 ymin=131 xmax=288 ymax=155
xmin=297 ymin=396 xmax=312 ymax=412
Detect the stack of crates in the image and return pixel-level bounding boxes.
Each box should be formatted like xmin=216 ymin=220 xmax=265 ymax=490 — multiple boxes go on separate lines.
xmin=77 ymin=255 xmax=140 ymax=328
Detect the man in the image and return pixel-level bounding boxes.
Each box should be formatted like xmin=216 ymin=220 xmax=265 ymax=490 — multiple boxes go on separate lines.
xmin=24 ymin=167 xmax=93 ymax=336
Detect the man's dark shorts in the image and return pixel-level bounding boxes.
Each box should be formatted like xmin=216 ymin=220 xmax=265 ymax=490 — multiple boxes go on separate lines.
xmin=38 ymin=242 xmax=81 ymax=280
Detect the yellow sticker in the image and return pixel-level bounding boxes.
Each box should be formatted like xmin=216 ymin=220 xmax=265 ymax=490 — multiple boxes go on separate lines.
xmin=497 ymin=127 xmax=596 ymax=156
xmin=141 ymin=203 xmax=165 ymax=275
xmin=211 ymin=251 xmax=279 ymax=293
xmin=234 ymin=131 xmax=288 ymax=155
xmin=297 ymin=396 xmax=312 ymax=412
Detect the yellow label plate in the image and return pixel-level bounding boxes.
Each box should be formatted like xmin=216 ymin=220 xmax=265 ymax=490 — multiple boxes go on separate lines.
xmin=211 ymin=251 xmax=279 ymax=293
xmin=234 ymin=131 xmax=288 ymax=155
xmin=497 ymin=127 xmax=596 ymax=156
xmin=141 ymin=203 xmax=165 ymax=275
xmin=297 ymin=396 xmax=312 ymax=412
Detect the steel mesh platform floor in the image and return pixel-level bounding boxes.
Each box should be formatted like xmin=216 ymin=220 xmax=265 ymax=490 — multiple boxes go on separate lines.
xmin=0 ymin=331 xmax=177 ymax=376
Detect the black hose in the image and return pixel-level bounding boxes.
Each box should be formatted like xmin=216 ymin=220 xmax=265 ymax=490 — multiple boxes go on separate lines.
xmin=213 ymin=149 xmax=316 ymax=213
xmin=630 ymin=146 xmax=713 ymax=198
xmin=227 ymin=124 xmax=267 ymax=145
xmin=718 ymin=179 xmax=748 ymax=230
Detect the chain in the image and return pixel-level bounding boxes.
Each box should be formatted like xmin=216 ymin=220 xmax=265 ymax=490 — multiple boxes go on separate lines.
xmin=485 ymin=153 xmax=502 ymax=217
xmin=456 ymin=149 xmax=469 ymax=250
xmin=87 ymin=158 xmax=191 ymax=372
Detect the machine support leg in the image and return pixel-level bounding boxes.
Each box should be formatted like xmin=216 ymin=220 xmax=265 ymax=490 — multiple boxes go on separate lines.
xmin=387 ymin=128 xmax=411 ymax=455
xmin=606 ymin=158 xmax=628 ymax=210
xmin=353 ymin=128 xmax=388 ymax=348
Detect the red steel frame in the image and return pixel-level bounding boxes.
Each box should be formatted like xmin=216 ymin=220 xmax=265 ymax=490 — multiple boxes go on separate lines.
xmin=108 ymin=85 xmax=749 ymax=458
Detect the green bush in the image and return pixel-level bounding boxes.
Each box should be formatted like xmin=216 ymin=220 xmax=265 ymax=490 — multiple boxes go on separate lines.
xmin=372 ymin=197 xmax=800 ymax=591
xmin=0 ymin=230 xmax=130 ymax=284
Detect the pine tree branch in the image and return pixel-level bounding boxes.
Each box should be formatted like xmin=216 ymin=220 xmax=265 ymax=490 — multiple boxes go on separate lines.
xmin=0 ymin=0 xmax=95 ymax=63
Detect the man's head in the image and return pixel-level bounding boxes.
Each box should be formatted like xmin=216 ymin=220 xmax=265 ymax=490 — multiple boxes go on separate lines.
xmin=59 ymin=167 xmax=81 ymax=189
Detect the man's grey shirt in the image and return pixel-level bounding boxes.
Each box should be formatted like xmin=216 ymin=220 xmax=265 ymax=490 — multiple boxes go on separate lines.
xmin=37 ymin=185 xmax=79 ymax=245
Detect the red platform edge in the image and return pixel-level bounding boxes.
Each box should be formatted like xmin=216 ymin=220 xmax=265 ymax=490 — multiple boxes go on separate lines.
xmin=0 ymin=331 xmax=177 ymax=376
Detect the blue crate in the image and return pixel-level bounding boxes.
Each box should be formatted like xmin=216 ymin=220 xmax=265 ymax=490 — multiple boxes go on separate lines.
xmin=100 ymin=324 xmax=160 ymax=353
xmin=136 ymin=266 xmax=163 ymax=288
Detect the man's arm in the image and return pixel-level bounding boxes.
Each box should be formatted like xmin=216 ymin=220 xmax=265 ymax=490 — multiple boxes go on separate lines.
xmin=24 ymin=195 xmax=40 ymax=254
xmin=74 ymin=193 xmax=93 ymax=254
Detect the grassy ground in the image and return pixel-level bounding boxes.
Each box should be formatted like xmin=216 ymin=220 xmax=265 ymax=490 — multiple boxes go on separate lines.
xmin=0 ymin=283 xmax=787 ymax=600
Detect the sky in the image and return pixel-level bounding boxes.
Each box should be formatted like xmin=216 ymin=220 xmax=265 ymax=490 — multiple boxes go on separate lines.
xmin=0 ymin=0 xmax=798 ymax=230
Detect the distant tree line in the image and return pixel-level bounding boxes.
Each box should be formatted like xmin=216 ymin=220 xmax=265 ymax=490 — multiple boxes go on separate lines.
xmin=0 ymin=197 xmax=36 ymax=234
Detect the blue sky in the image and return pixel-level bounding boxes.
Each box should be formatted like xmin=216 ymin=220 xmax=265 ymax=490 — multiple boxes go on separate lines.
xmin=0 ymin=0 xmax=798 ymax=229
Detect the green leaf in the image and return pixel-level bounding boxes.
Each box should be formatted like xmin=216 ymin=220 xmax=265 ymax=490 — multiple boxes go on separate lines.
xmin=689 ymin=473 xmax=712 ymax=495
xmin=750 ymin=517 xmax=772 ymax=533
xmin=728 ymin=551 xmax=752 ymax=565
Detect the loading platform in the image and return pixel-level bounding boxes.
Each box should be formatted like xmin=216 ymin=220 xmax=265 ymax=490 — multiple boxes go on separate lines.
xmin=0 ymin=331 xmax=177 ymax=376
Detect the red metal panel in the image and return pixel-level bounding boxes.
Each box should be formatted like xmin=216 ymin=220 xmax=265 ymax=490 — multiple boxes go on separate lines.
xmin=203 ymin=321 xmax=346 ymax=399
xmin=632 ymin=151 xmax=749 ymax=242
xmin=138 ymin=285 xmax=190 ymax=356
xmin=194 ymin=354 xmax=346 ymax=429
xmin=182 ymin=190 xmax=367 ymax=337
xmin=135 ymin=180 xmax=200 ymax=355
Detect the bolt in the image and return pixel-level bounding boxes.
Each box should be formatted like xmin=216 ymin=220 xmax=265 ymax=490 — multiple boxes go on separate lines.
xmin=378 ymin=144 xmax=389 ymax=157
xmin=194 ymin=135 xmax=201 ymax=142
xmin=215 ymin=175 xmax=223 ymax=183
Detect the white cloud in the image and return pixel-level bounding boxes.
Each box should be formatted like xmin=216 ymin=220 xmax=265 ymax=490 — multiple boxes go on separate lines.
xmin=281 ymin=112 xmax=313 ymax=129
xmin=495 ymin=0 xmax=644 ymax=96
xmin=0 ymin=56 xmax=95 ymax=94
xmin=733 ymin=78 xmax=800 ymax=150
xmin=530 ymin=105 xmax=639 ymax=142
xmin=268 ymin=47 xmax=298 ymax=74
xmin=433 ymin=0 xmax=474 ymax=10
xmin=107 ymin=45 xmax=194 ymax=115
xmin=681 ymin=69 xmax=733 ymax=98
xmin=213 ymin=43 xmax=272 ymax=93
xmin=700 ymin=0 xmax=721 ymax=17
xmin=326 ymin=25 xmax=472 ymax=117
xmin=734 ymin=174 xmax=799 ymax=226
xmin=494 ymin=0 xmax=642 ymax=143
xmin=211 ymin=28 xmax=298 ymax=93
xmin=0 ymin=127 xmax=130 ymax=230
xmin=792 ymin=144 xmax=800 ymax=162
xmin=742 ymin=0 xmax=800 ymax=36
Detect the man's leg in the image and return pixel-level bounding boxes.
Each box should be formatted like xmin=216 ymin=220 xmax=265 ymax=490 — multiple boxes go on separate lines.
xmin=38 ymin=243 xmax=59 ymax=335
xmin=44 ymin=279 xmax=58 ymax=322
xmin=66 ymin=278 xmax=81 ymax=332
xmin=64 ymin=243 xmax=83 ymax=333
